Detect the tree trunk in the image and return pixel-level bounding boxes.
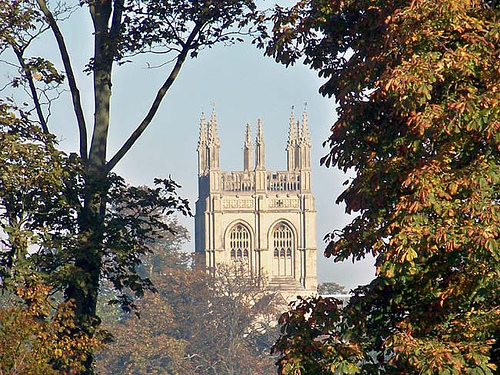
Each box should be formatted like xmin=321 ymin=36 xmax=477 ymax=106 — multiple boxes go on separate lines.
xmin=63 ymin=2 xmax=115 ymax=374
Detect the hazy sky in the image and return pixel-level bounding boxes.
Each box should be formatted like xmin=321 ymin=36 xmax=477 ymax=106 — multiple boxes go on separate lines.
xmin=27 ymin=2 xmax=376 ymax=290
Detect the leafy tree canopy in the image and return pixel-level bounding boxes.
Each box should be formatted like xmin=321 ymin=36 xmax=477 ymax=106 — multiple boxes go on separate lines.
xmin=0 ymin=101 xmax=189 ymax=308
xmin=265 ymin=0 xmax=500 ymax=373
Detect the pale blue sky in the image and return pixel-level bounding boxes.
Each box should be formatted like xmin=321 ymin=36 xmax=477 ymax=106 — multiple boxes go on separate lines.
xmin=23 ymin=2 xmax=375 ymax=290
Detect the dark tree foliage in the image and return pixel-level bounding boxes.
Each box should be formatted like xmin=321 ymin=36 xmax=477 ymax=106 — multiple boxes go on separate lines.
xmin=0 ymin=102 xmax=189 ymax=304
xmin=264 ymin=0 xmax=500 ymax=373
xmin=0 ymin=102 xmax=190 ymax=372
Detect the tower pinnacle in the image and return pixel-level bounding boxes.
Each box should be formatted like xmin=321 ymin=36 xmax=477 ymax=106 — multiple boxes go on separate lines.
xmin=301 ymin=109 xmax=311 ymax=146
xmin=245 ymin=122 xmax=252 ymax=148
xmin=297 ymin=109 xmax=311 ymax=170
xmin=197 ymin=113 xmax=208 ymax=175
xmin=287 ymin=109 xmax=297 ymax=171
xmin=287 ymin=110 xmax=297 ymax=146
xmin=255 ymin=118 xmax=265 ymax=170
xmin=207 ymin=108 xmax=220 ymax=170
xmin=208 ymin=108 xmax=220 ymax=146
xmin=198 ymin=112 xmax=207 ymax=149
xmin=243 ymin=123 xmax=253 ymax=171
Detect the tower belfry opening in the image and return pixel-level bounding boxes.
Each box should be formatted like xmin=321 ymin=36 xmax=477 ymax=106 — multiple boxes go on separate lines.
xmin=195 ymin=109 xmax=317 ymax=295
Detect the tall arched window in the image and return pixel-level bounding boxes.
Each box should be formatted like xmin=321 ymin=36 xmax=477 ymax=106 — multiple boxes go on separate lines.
xmin=272 ymin=223 xmax=294 ymax=277
xmin=229 ymin=224 xmax=250 ymax=262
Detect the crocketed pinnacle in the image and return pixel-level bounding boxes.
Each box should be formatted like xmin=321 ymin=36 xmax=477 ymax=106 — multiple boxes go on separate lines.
xmin=301 ymin=109 xmax=311 ymax=146
xmin=197 ymin=112 xmax=207 ymax=150
xmin=244 ymin=122 xmax=252 ymax=148
xmin=256 ymin=117 xmax=264 ymax=145
xmin=287 ymin=110 xmax=296 ymax=147
xmin=255 ymin=118 xmax=265 ymax=170
xmin=208 ymin=108 xmax=220 ymax=146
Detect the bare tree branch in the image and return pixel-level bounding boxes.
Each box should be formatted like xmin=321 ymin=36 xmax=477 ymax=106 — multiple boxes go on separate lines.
xmin=12 ymin=46 xmax=49 ymax=134
xmin=36 ymin=0 xmax=88 ymax=161
xmin=106 ymin=21 xmax=203 ymax=173
xmin=110 ymin=0 xmax=125 ymax=42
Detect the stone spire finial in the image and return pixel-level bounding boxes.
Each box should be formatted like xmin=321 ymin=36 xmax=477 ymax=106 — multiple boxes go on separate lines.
xmin=255 ymin=118 xmax=265 ymax=170
xmin=243 ymin=123 xmax=253 ymax=171
xmin=286 ymin=108 xmax=297 ymax=171
xmin=207 ymin=108 xmax=220 ymax=170
xmin=198 ymin=112 xmax=207 ymax=150
xmin=297 ymin=119 xmax=302 ymax=143
xmin=244 ymin=123 xmax=252 ymax=148
xmin=197 ymin=112 xmax=209 ymax=176
xmin=301 ymin=109 xmax=311 ymax=146
xmin=287 ymin=108 xmax=296 ymax=147
xmin=296 ymin=106 xmax=311 ymax=171
xmin=256 ymin=118 xmax=264 ymax=144
xmin=208 ymin=108 xmax=220 ymax=146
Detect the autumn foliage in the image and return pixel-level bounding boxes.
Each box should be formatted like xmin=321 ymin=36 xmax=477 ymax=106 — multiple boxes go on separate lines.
xmin=265 ymin=0 xmax=500 ymax=373
xmin=96 ymin=236 xmax=280 ymax=375
xmin=0 ymin=282 xmax=101 ymax=375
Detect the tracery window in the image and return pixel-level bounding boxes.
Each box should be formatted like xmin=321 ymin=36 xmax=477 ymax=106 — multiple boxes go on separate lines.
xmin=229 ymin=224 xmax=250 ymax=261
xmin=272 ymin=223 xmax=293 ymax=276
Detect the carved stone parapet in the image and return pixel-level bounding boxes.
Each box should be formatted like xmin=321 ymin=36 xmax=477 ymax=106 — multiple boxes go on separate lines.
xmin=268 ymin=198 xmax=300 ymax=209
xmin=221 ymin=198 xmax=254 ymax=209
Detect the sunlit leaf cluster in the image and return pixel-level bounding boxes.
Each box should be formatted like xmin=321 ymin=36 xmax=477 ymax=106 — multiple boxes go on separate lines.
xmin=0 ymin=281 xmax=101 ymax=375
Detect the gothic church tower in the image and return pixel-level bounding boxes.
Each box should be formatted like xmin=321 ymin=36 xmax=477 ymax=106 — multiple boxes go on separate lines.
xmin=195 ymin=110 xmax=317 ymax=294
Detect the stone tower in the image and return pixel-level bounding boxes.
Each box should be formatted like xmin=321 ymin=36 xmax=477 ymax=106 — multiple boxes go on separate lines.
xmin=195 ymin=109 xmax=317 ymax=294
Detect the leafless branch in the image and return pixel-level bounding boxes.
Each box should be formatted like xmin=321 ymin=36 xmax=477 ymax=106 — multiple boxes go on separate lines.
xmin=0 ymin=80 xmax=13 ymax=93
xmin=36 ymin=0 xmax=88 ymax=161
xmin=0 ymin=59 xmax=20 ymax=69
xmin=143 ymin=55 xmax=180 ymax=70
xmin=13 ymin=46 xmax=49 ymax=133
xmin=106 ymin=21 xmax=204 ymax=173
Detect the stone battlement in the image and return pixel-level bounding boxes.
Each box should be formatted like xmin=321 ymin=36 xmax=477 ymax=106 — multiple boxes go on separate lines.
xmin=218 ymin=171 xmax=301 ymax=192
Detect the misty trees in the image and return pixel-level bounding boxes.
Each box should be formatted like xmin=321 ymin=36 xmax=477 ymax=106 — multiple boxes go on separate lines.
xmin=265 ymin=0 xmax=500 ymax=373
xmin=97 ymin=234 xmax=280 ymax=375
xmin=0 ymin=0 xmax=261 ymax=373
xmin=317 ymin=282 xmax=346 ymax=295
